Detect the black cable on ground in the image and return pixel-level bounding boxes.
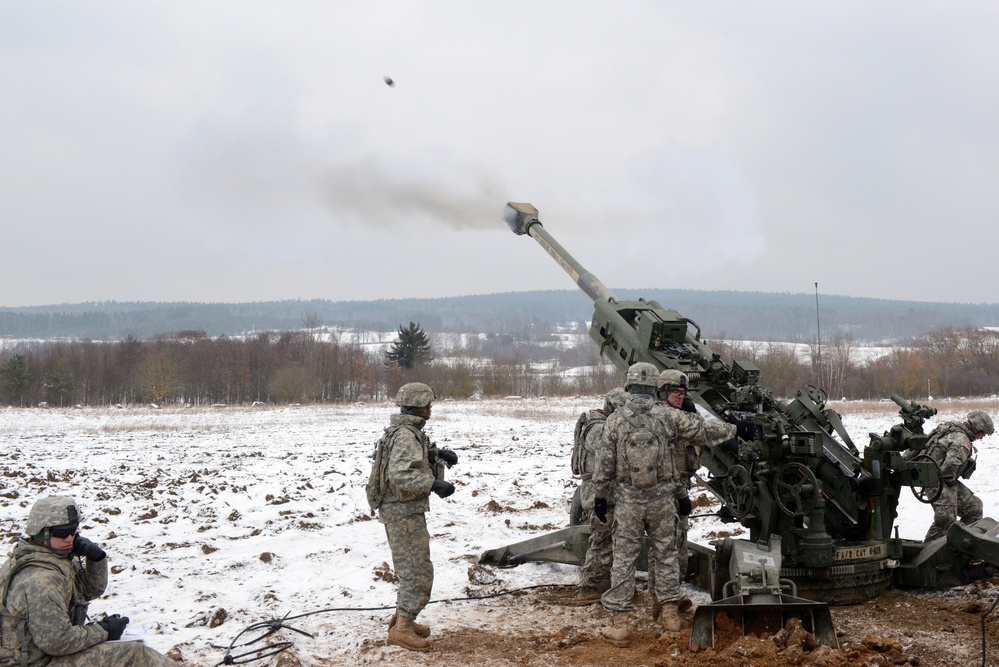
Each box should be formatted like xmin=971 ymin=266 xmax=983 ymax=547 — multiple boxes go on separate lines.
xmin=210 ymin=583 xmax=573 ymax=666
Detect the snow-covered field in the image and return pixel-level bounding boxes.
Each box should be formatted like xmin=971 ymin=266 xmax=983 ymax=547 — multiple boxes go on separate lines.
xmin=2 ymin=398 xmax=999 ymax=666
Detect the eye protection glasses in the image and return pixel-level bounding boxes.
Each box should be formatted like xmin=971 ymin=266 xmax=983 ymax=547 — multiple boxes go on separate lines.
xmin=48 ymin=525 xmax=78 ymax=539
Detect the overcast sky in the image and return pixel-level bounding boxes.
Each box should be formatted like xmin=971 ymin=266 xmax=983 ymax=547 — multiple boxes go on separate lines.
xmin=3 ymin=2 xmax=999 ymax=308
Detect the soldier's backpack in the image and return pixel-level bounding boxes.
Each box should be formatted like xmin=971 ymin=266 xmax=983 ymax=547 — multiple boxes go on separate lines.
xmin=622 ymin=424 xmax=664 ymax=490
xmin=571 ymin=410 xmax=608 ymax=477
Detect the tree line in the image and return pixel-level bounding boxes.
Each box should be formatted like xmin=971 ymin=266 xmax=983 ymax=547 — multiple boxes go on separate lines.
xmin=713 ymin=325 xmax=999 ymax=400
xmin=2 ymin=325 xmax=998 ymax=407
xmin=0 ymin=325 xmax=619 ymax=407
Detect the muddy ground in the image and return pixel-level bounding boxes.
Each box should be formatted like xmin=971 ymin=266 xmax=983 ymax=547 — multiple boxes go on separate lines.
xmin=335 ymin=580 xmax=999 ymax=667
xmin=235 ymin=576 xmax=999 ymax=666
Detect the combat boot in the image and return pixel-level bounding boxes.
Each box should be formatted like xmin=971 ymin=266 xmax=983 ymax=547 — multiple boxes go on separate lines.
xmin=600 ymin=612 xmax=632 ymax=647
xmin=389 ymin=611 xmax=430 ymax=638
xmin=571 ymin=586 xmax=603 ymax=606
xmin=659 ymin=603 xmax=682 ymax=633
xmin=387 ymin=614 xmax=430 ymax=651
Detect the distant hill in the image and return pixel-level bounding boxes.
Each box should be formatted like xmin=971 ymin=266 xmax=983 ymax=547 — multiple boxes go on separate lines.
xmin=2 ymin=290 xmax=998 ymax=343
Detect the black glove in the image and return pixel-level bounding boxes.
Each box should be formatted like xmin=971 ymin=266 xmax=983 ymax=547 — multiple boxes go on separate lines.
xmin=735 ymin=420 xmax=757 ymax=441
xmin=99 ymin=614 xmax=129 ymax=641
xmin=681 ymin=397 xmax=697 ymax=413
xmin=593 ymin=498 xmax=608 ymax=524
xmin=677 ymin=497 xmax=693 ymax=516
xmin=71 ymin=534 xmax=106 ymax=562
xmin=437 ymin=449 xmax=458 ymax=468
xmin=723 ymin=438 xmax=741 ymax=456
xmin=430 ymin=480 xmax=455 ymax=498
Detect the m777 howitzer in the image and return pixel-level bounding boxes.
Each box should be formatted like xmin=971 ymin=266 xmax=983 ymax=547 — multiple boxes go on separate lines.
xmin=479 ymin=202 xmax=999 ymax=619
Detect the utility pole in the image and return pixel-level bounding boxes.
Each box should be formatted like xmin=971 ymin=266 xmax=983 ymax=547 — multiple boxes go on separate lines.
xmin=815 ymin=282 xmax=823 ymax=389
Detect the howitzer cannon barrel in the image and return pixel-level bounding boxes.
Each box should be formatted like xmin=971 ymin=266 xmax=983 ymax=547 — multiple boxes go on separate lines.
xmin=504 ymin=201 xmax=719 ymax=381
xmin=504 ymin=203 xmax=614 ymax=303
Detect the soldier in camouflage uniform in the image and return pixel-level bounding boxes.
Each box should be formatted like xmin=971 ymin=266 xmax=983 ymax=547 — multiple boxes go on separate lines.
xmin=922 ymin=410 xmax=994 ymax=542
xmin=0 ymin=496 xmax=174 ymax=667
xmin=657 ymin=371 xmax=698 ymax=585
xmin=592 ymin=363 xmax=739 ymax=645
xmin=650 ymin=369 xmax=755 ymax=619
xmin=373 ymin=383 xmax=458 ymax=652
xmin=573 ymin=387 xmax=628 ymax=605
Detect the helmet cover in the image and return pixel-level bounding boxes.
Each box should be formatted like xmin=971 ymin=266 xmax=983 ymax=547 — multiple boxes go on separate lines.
xmin=968 ymin=410 xmax=995 ymax=436
xmin=658 ymin=369 xmax=689 ymax=390
xmin=25 ymin=496 xmax=80 ymax=537
xmin=625 ymin=362 xmax=659 ymax=390
xmin=604 ymin=387 xmax=628 ymax=413
xmin=394 ymin=382 xmax=436 ymax=409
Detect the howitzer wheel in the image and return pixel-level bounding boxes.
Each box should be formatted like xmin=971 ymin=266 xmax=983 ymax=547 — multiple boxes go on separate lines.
xmin=722 ymin=465 xmax=754 ymax=518
xmin=774 ymin=463 xmax=819 ymax=516
xmin=909 ymin=454 xmax=943 ymax=504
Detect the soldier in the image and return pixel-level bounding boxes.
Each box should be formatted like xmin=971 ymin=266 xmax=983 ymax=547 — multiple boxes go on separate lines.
xmin=655 ymin=369 xmax=700 ymax=613
xmin=656 ymin=370 xmax=699 ymax=565
xmin=572 ymin=387 xmax=628 ymax=605
xmin=652 ymin=369 xmax=755 ymax=618
xmin=0 ymin=495 xmax=175 ymax=666
xmin=369 ymin=382 xmax=458 ymax=652
xmin=922 ymin=410 xmax=994 ymax=542
xmin=592 ymin=362 xmax=739 ymax=646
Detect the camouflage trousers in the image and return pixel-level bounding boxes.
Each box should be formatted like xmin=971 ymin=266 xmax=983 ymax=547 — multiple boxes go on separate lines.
xmin=43 ymin=641 xmax=174 ymax=667
xmin=646 ymin=514 xmax=691 ymax=597
xmin=925 ymin=482 xmax=983 ymax=542
xmin=579 ymin=506 xmax=614 ymax=590
xmin=601 ymin=495 xmax=679 ymax=612
xmin=676 ymin=514 xmax=689 ymax=578
xmin=384 ymin=512 xmax=434 ymax=621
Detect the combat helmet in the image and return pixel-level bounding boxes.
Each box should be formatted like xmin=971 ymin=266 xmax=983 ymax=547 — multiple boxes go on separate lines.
xmin=625 ymin=362 xmax=659 ymax=393
xmin=604 ymin=387 xmax=628 ymax=413
xmin=967 ymin=410 xmax=995 ymax=436
xmin=658 ymin=369 xmax=688 ymax=390
xmin=25 ymin=496 xmax=80 ymax=540
xmin=395 ymin=382 xmax=436 ymax=409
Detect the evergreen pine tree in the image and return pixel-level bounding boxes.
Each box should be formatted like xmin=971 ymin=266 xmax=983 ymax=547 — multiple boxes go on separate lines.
xmin=43 ymin=359 xmax=75 ymax=407
xmin=385 ymin=322 xmax=434 ymax=369
xmin=0 ymin=355 xmax=32 ymax=407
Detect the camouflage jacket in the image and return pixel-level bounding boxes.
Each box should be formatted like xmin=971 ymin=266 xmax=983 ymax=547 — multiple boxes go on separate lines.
xmin=1 ymin=538 xmax=108 ymax=666
xmin=663 ymin=404 xmax=737 ymax=492
xmin=925 ymin=420 xmax=976 ymax=480
xmin=592 ymin=394 xmax=725 ymax=503
xmin=377 ymin=413 xmax=438 ymax=523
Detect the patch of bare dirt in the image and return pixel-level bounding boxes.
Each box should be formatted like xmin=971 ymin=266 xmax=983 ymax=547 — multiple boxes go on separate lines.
xmin=352 ymin=582 xmax=999 ymax=667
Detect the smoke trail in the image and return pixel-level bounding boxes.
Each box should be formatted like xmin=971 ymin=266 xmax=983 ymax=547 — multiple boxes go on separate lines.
xmin=179 ymin=129 xmax=505 ymax=231
xmin=318 ymin=159 xmax=504 ymax=230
